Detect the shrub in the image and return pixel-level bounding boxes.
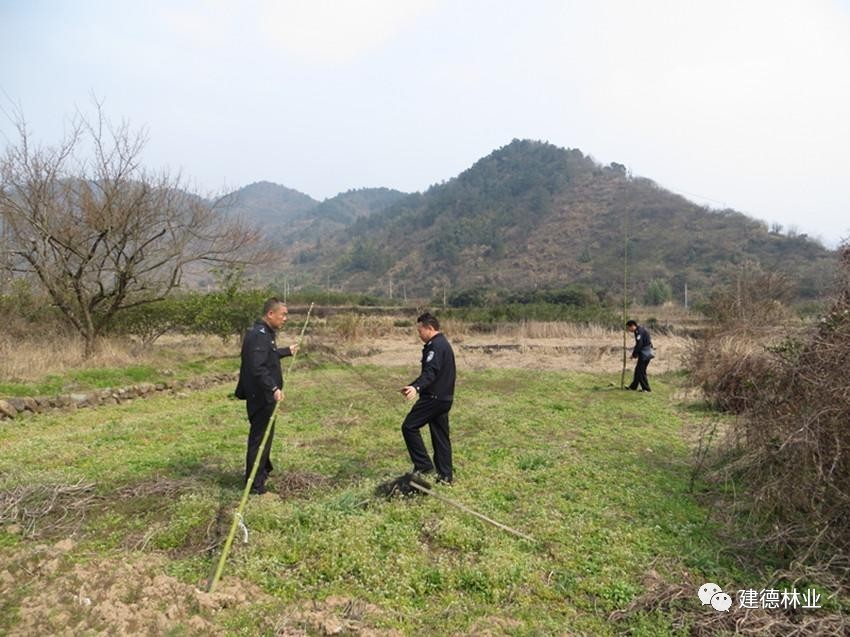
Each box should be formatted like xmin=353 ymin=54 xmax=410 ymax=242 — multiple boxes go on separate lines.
xmin=691 ymin=245 xmax=850 ymax=588
xmin=643 ymin=279 xmax=672 ymax=306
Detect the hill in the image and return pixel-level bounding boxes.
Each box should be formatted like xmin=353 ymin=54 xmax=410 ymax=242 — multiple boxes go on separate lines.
xmin=291 ymin=187 xmax=408 ymax=243
xmin=220 ymin=181 xmax=319 ymax=227
xmin=288 ymin=140 xmax=835 ymax=302
xmin=220 ymin=183 xmax=408 ymax=245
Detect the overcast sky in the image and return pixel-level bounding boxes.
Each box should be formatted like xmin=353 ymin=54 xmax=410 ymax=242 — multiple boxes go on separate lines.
xmin=2 ymin=0 xmax=848 ymax=245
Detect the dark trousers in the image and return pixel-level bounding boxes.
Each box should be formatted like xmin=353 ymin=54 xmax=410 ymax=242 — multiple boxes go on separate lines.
xmin=629 ymin=358 xmax=651 ymax=391
xmin=401 ymin=398 xmax=453 ymax=480
xmin=246 ymin=400 xmax=276 ymax=490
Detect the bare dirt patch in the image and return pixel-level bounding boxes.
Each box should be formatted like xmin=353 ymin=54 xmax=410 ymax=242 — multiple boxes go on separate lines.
xmin=0 ymin=541 xmax=265 ymax=636
xmin=331 ymin=332 xmax=689 ymax=375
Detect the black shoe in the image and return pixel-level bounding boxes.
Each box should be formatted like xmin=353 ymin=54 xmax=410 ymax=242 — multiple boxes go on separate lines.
xmin=249 ymin=484 xmax=267 ymax=495
xmin=436 ymin=475 xmax=453 ymax=486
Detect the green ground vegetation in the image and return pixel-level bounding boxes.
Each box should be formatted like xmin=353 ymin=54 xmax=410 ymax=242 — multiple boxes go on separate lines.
xmin=0 ymin=356 xmax=238 ymax=398
xmin=0 ymin=365 xmax=799 ymax=634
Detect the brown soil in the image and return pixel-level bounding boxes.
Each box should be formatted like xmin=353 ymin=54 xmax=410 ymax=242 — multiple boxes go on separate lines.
xmin=1 ymin=539 xmax=261 ymax=636
xmin=1 ymin=537 xmax=401 ymax=636
xmin=335 ymin=333 xmax=688 ymax=375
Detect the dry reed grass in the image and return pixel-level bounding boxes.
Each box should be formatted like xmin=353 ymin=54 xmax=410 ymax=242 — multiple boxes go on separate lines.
xmin=0 ymin=332 xmax=232 ymax=383
xmin=493 ymin=320 xmax=619 ymax=340
xmin=685 ymin=329 xmax=785 ymax=412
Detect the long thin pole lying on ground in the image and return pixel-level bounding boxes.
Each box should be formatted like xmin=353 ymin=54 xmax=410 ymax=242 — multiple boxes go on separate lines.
xmin=408 ymin=481 xmax=535 ymax=543
xmin=208 ymin=302 xmax=314 ymax=594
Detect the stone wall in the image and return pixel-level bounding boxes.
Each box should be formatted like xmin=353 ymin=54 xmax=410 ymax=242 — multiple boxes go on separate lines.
xmin=0 ymin=372 xmax=239 ymax=421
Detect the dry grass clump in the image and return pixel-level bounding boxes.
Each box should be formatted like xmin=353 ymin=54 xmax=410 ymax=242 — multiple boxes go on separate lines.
xmin=0 ymin=332 xmax=135 ymax=381
xmin=0 ymin=332 xmax=229 ymax=384
xmin=494 ymin=320 xmax=617 ymax=340
xmin=0 ymin=480 xmax=96 ymax=538
xmin=324 ymin=314 xmax=399 ymax=340
xmin=685 ymin=330 xmax=782 ymax=413
xmin=611 ymin=567 xmax=849 ymax=636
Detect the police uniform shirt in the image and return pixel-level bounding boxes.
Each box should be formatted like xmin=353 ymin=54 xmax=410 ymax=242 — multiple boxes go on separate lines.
xmin=631 ymin=325 xmax=652 ymax=358
xmin=410 ymin=332 xmax=456 ymax=401
xmin=235 ymin=319 xmax=292 ymax=403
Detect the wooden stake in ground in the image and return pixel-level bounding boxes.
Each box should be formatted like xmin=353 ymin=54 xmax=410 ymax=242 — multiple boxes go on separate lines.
xmin=208 ymin=302 xmax=314 ymax=594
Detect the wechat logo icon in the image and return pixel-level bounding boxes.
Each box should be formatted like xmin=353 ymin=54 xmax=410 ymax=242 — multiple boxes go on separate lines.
xmin=698 ymin=583 xmax=732 ymax=612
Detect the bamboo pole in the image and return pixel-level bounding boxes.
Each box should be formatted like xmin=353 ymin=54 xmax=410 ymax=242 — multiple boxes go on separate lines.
xmin=620 ymin=201 xmax=629 ymax=389
xmin=408 ymin=481 xmax=535 ymax=543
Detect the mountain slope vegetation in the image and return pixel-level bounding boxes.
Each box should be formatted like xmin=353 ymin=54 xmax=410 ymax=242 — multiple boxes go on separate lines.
xmin=287 ymin=140 xmax=832 ymax=302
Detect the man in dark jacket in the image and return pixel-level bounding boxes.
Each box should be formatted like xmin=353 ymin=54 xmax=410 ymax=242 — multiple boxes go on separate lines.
xmin=400 ymin=312 xmax=456 ymax=484
xmin=626 ymin=319 xmax=653 ymax=392
xmin=235 ymin=298 xmax=299 ymax=494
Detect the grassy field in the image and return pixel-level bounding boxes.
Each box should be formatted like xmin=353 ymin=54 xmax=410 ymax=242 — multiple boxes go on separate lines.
xmin=0 ymin=361 xmax=785 ymax=635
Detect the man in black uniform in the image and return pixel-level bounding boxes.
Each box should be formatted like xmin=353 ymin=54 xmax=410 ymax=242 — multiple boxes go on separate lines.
xmin=235 ymin=298 xmax=299 ymax=494
xmin=626 ymin=319 xmax=653 ymax=392
xmin=400 ymin=312 xmax=456 ymax=484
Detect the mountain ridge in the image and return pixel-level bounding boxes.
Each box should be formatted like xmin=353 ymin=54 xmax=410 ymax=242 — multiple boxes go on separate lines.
xmin=286 ymin=140 xmax=834 ymax=301
xmin=219 ymin=140 xmax=834 ymax=303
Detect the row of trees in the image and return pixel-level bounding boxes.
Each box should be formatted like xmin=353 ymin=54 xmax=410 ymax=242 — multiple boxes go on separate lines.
xmin=0 ymin=103 xmax=268 ymax=356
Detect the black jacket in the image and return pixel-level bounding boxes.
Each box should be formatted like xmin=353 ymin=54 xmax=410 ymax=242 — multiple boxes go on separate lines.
xmin=631 ymin=325 xmax=653 ymax=359
xmin=410 ymin=332 xmax=456 ymax=401
xmin=235 ymin=319 xmax=293 ymax=403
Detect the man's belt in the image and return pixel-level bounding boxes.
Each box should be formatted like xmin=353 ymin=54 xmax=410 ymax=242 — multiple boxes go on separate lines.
xmin=422 ymin=393 xmax=453 ymax=401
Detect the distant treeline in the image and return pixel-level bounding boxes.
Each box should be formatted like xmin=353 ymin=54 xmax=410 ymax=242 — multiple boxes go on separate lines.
xmin=441 ymin=284 xmax=619 ymax=326
xmin=0 ymin=280 xmax=622 ymax=345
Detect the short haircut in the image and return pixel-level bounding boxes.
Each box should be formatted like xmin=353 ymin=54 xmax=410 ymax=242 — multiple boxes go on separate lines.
xmin=417 ymin=312 xmax=440 ymax=330
xmin=625 ymin=319 xmax=638 ymax=327
xmin=263 ymin=297 xmax=285 ymax=315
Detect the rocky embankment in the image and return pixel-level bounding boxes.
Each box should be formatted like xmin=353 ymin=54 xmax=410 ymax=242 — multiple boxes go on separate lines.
xmin=0 ymin=372 xmax=239 ymax=421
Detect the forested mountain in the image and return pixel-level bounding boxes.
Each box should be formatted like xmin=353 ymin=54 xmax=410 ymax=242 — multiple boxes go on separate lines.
xmin=285 ymin=140 xmax=834 ymax=302
xmin=291 ymin=188 xmax=408 ymax=242
xmin=221 ymin=181 xmax=319 ymax=227
xmin=221 ymin=183 xmax=407 ymax=243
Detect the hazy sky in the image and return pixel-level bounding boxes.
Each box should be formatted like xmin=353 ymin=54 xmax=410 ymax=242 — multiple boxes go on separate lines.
xmin=2 ymin=0 xmax=849 ymax=245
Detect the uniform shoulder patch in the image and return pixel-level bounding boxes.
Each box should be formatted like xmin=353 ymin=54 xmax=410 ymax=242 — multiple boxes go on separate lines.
xmin=426 ymin=351 xmax=435 ymax=363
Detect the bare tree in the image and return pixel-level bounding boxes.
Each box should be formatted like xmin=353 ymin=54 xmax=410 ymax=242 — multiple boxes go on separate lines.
xmin=0 ymin=103 xmax=266 ymax=356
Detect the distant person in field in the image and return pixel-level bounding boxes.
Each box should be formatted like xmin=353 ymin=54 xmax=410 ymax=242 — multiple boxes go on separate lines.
xmin=626 ymin=319 xmax=653 ymax=392
xmin=399 ymin=312 xmax=456 ymax=484
xmin=235 ymin=298 xmax=299 ymax=495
